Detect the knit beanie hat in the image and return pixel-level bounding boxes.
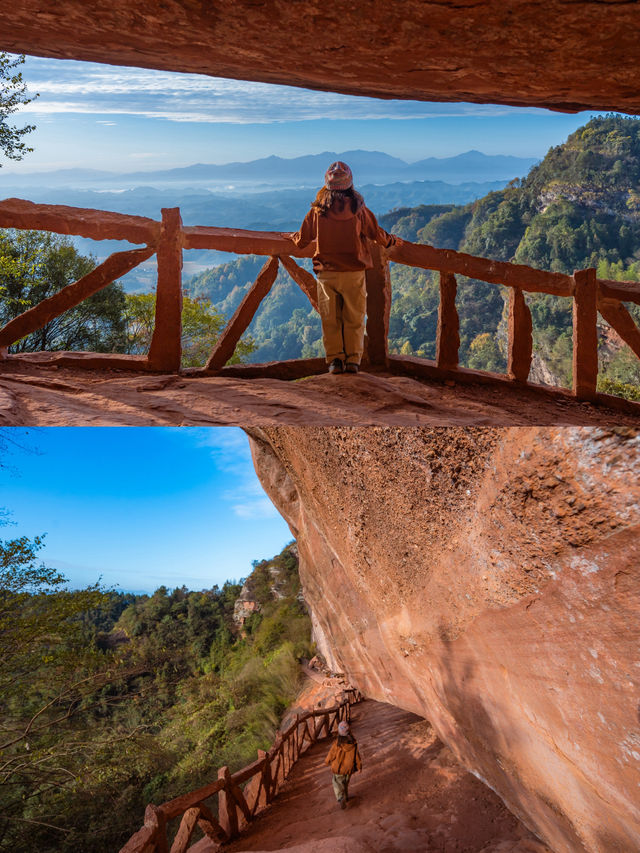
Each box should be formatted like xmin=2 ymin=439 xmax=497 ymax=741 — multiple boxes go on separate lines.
xmin=338 ymin=721 xmax=350 ymax=736
xmin=325 ymin=161 xmax=353 ymax=191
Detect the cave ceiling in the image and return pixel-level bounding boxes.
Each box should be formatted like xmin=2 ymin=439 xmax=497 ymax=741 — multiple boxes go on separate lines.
xmin=1 ymin=0 xmax=639 ymax=114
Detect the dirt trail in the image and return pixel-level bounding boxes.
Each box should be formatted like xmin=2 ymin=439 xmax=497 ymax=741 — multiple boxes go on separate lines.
xmin=220 ymin=700 xmax=550 ymax=853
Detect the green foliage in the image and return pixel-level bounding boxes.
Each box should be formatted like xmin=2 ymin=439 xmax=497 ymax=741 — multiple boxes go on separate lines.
xmin=122 ymin=292 xmax=255 ymax=367
xmin=0 ymin=539 xmax=310 ymax=853
xmin=467 ymin=332 xmax=502 ymax=371
xmin=598 ymin=376 xmax=640 ymax=401
xmin=389 ymin=115 xmax=640 ymax=389
xmin=0 ymin=53 xmax=36 ymax=166
xmin=0 ymin=229 xmax=127 ymax=353
xmin=418 ymin=205 xmax=473 ymax=249
xmin=186 ymin=257 xmax=321 ymax=363
xmin=0 ymin=533 xmax=125 ymax=852
xmin=379 ymin=204 xmax=456 ymax=241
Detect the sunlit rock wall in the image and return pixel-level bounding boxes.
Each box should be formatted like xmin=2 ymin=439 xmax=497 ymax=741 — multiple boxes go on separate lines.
xmin=247 ymin=427 xmax=640 ymax=853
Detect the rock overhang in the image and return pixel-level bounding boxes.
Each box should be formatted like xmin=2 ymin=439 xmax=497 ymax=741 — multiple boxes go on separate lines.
xmin=247 ymin=426 xmax=640 ymax=852
xmin=1 ymin=0 xmax=640 ymax=114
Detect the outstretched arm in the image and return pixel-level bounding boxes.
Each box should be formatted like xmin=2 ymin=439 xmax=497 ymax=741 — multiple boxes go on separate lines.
xmin=289 ymin=208 xmax=315 ymax=250
xmin=361 ymin=206 xmax=401 ymax=249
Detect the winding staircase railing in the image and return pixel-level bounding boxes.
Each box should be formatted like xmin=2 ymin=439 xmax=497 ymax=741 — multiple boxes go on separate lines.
xmin=119 ymin=687 xmax=364 ymax=853
xmin=1 ymin=198 xmax=640 ymax=410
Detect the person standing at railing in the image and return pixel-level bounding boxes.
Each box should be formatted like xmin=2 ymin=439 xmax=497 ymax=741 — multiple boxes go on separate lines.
xmin=289 ymin=161 xmax=401 ymax=375
xmin=324 ymin=719 xmax=362 ymax=809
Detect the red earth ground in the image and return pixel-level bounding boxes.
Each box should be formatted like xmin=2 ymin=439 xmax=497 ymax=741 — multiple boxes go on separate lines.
xmin=193 ymin=698 xmax=551 ymax=853
xmin=0 ymin=363 xmax=638 ymax=426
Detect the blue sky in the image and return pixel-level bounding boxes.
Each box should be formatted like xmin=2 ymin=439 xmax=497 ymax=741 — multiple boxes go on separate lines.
xmin=0 ymin=54 xmax=605 ymax=173
xmin=0 ymin=427 xmax=292 ymax=594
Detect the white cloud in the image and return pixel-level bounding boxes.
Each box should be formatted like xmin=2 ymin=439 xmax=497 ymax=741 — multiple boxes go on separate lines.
xmin=232 ymin=496 xmax=279 ymax=520
xmin=21 ymin=56 xmax=547 ymax=125
xmin=181 ymin=427 xmax=277 ymax=519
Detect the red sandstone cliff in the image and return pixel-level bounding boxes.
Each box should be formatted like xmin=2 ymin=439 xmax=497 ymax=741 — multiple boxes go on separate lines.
xmin=246 ymin=427 xmax=640 ymax=853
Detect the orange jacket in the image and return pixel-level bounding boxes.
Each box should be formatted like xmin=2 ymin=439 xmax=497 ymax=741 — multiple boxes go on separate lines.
xmin=325 ymin=737 xmax=362 ymax=775
xmin=291 ymin=204 xmax=397 ymax=272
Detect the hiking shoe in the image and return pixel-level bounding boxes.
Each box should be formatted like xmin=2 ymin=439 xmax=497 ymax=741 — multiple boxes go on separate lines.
xmin=328 ymin=358 xmax=344 ymax=374
xmin=345 ymin=362 xmax=359 ymax=374
xmin=339 ymin=797 xmax=347 ymax=810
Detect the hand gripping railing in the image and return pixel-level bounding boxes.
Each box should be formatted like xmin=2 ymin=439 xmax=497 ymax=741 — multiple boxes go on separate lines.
xmin=119 ymin=687 xmax=364 ymax=853
xmin=1 ymin=197 xmax=639 ymax=411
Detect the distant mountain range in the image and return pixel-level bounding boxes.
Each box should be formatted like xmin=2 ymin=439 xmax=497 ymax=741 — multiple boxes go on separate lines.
xmin=0 ymin=179 xmax=507 ymax=228
xmin=0 ymin=149 xmax=538 ymax=189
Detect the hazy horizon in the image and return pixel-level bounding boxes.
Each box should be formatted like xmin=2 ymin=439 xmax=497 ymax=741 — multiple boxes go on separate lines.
xmin=0 ymin=54 xmax=606 ymax=175
xmin=2 ymin=146 xmax=538 ymax=177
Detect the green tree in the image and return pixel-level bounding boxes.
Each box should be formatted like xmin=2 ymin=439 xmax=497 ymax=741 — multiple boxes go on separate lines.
xmin=0 ymin=229 xmax=127 ymax=352
xmin=0 ymin=533 xmax=121 ymax=848
xmin=123 ymin=292 xmax=255 ymax=367
xmin=467 ymin=332 xmax=502 ymax=371
xmin=0 ymin=53 xmax=36 ymax=165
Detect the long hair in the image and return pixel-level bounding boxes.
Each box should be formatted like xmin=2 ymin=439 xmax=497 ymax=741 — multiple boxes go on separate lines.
xmin=312 ymin=187 xmax=364 ymax=215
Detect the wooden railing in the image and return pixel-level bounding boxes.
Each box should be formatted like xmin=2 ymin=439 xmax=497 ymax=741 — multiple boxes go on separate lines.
xmin=119 ymin=687 xmax=363 ymax=853
xmin=1 ymin=197 xmax=640 ymax=410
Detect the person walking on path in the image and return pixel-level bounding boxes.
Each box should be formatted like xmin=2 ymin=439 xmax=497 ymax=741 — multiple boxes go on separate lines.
xmin=289 ymin=161 xmax=401 ymax=375
xmin=325 ymin=719 xmax=362 ymax=809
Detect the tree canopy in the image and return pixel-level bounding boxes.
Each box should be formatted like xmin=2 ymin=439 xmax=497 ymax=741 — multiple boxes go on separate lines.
xmin=123 ymin=292 xmax=255 ymax=367
xmin=0 ymin=229 xmax=127 ymax=353
xmin=0 ymin=532 xmax=310 ymax=853
xmin=0 ymin=53 xmax=36 ymax=166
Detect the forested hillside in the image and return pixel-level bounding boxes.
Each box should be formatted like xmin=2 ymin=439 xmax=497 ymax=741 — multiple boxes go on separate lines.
xmin=185 ymin=115 xmax=640 ymax=397
xmin=389 ymin=114 xmax=640 ymax=395
xmin=0 ymin=537 xmax=311 ymax=853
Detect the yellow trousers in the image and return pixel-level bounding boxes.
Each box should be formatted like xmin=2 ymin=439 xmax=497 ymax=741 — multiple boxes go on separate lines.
xmin=316 ymin=270 xmax=366 ymax=365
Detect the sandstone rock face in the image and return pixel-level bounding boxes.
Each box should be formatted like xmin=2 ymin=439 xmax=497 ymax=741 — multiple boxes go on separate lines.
xmin=232 ymin=593 xmax=261 ymax=628
xmin=247 ymin=427 xmax=640 ymax=853
xmin=233 ymin=542 xmax=300 ymax=626
xmin=2 ymin=1 xmax=640 ymax=113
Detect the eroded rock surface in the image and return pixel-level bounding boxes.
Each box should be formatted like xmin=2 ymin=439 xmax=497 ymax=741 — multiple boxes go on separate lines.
xmin=247 ymin=427 xmax=640 ymax=853
xmin=2 ymin=1 xmax=640 ymax=113
xmin=1 ymin=363 xmax=640 ymax=426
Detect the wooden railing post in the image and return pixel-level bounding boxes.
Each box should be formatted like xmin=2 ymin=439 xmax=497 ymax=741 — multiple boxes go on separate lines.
xmin=258 ymin=748 xmax=272 ymax=806
xmin=217 ymin=766 xmax=238 ymax=839
xmin=197 ymin=804 xmax=229 ymax=845
xmin=169 ymin=806 xmax=200 ymax=853
xmin=572 ymin=267 xmax=598 ymax=400
xmin=148 ymin=207 xmax=183 ymax=372
xmin=365 ymin=243 xmax=391 ymax=367
xmin=206 ymin=255 xmax=279 ymax=371
xmin=436 ymin=271 xmax=459 ymax=369
xmin=279 ymin=255 xmax=318 ymax=312
xmin=507 ymin=286 xmax=533 ymax=382
xmin=294 ymin=713 xmax=301 ymax=758
xmin=597 ymin=297 xmax=640 ymax=360
xmin=144 ymin=804 xmax=167 ymax=853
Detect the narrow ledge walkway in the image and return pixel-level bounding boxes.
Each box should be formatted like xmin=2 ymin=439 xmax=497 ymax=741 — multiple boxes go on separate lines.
xmin=1 ymin=363 xmax=638 ymax=427
xmin=209 ymin=700 xmax=550 ymax=853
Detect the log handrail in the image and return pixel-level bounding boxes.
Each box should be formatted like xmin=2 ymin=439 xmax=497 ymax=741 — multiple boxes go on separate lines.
xmin=1 ymin=197 xmax=639 ymax=409
xmin=119 ymin=687 xmax=364 ymax=853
